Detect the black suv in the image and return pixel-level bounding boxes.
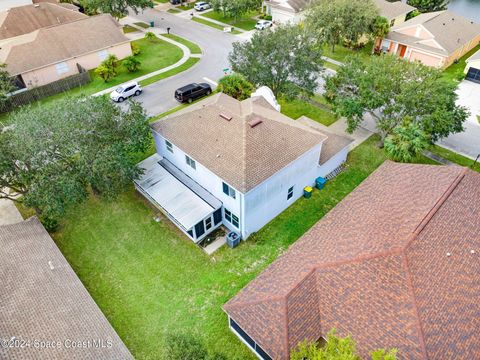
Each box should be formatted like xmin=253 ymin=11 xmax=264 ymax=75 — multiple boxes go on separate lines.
xmin=175 ymin=83 xmax=212 ymax=103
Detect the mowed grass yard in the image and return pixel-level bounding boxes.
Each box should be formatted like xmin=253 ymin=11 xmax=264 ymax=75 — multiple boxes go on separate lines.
xmin=35 ymin=136 xmax=437 ymax=360
xmin=202 ymin=10 xmax=259 ymax=31
xmin=279 ymin=95 xmax=338 ymax=126
xmin=442 ymin=43 xmax=480 ymax=84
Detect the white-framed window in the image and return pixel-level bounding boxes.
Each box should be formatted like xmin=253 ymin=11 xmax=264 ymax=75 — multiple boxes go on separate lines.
xmin=165 ymin=140 xmax=173 ymax=153
xmin=225 ymin=208 xmax=239 ymax=228
xmin=222 ymin=182 xmax=236 ymax=199
xmin=185 ymin=155 xmax=196 ymax=170
xmin=55 ymin=62 xmax=69 ymax=75
xmin=287 ymin=186 xmax=294 ymax=200
xmin=205 ymin=217 xmax=212 ymax=230
xmin=97 ymin=49 xmax=109 ymax=61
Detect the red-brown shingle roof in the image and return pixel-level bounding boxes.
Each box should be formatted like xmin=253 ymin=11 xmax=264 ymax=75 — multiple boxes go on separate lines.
xmin=224 ymin=161 xmax=480 ymax=359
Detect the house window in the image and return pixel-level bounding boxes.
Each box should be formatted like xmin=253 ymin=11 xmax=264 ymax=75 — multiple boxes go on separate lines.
xmin=195 ymin=221 xmax=205 ymax=238
xmin=222 ymin=182 xmax=236 ymax=199
xmin=165 ymin=140 xmax=173 ymax=153
xmin=229 ymin=318 xmax=272 ymax=360
xmin=97 ymin=49 xmax=109 ymax=61
xmin=55 ymin=62 xmax=69 ymax=75
xmin=213 ymin=208 xmax=222 ymax=225
xmin=225 ymin=209 xmax=239 ymax=228
xmin=205 ymin=217 xmax=212 ymax=230
xmin=287 ymin=186 xmax=294 ymax=200
xmin=185 ymin=155 xmax=196 ymax=170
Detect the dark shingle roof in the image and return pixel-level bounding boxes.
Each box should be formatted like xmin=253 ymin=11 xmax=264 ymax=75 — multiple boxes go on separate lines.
xmin=0 ymin=217 xmax=133 ymax=360
xmin=224 ymin=162 xmax=480 ymax=359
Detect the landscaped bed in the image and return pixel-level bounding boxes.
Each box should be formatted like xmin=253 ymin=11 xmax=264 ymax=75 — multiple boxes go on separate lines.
xmin=202 ymin=10 xmax=259 ymax=31
xmin=442 ymin=44 xmax=480 ymax=84
xmin=16 ymin=136 xmax=438 ymax=360
xmin=279 ymin=95 xmax=338 ymax=126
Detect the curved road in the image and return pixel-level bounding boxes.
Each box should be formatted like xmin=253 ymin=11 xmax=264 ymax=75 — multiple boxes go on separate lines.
xmin=127 ymin=9 xmax=242 ymax=116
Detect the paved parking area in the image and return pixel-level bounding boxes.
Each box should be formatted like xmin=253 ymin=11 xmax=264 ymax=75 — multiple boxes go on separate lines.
xmin=437 ymin=80 xmax=480 ymax=159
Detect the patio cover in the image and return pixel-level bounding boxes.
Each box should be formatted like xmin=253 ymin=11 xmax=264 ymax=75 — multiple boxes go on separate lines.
xmin=135 ymin=154 xmax=220 ymax=231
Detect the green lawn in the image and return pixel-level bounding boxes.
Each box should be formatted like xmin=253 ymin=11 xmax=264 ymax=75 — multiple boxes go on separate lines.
xmin=123 ymin=25 xmax=138 ymax=34
xmin=192 ymin=16 xmax=242 ymax=34
xmin=139 ymin=57 xmax=199 ymax=87
xmin=324 ymin=61 xmax=341 ymax=71
xmin=167 ymin=8 xmax=182 ymax=13
xmin=429 ymin=145 xmax=480 ymax=173
xmin=163 ymin=33 xmax=202 ymax=54
xmin=279 ymin=95 xmax=338 ymax=126
xmin=21 ymin=136 xmax=434 ymax=360
xmin=134 ymin=21 xmax=150 ymax=29
xmin=442 ymin=44 xmax=480 ymax=84
xmin=322 ymin=42 xmax=373 ymax=63
xmin=202 ymin=10 xmax=259 ymax=31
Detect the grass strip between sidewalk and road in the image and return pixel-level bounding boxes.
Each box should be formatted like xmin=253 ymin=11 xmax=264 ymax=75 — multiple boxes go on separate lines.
xmin=191 ymin=16 xmax=242 ymax=34
xmin=139 ymin=57 xmax=200 ymax=87
xmin=162 ymin=33 xmax=202 ymax=54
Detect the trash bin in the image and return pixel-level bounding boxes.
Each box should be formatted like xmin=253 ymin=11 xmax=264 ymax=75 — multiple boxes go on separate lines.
xmin=315 ymin=177 xmax=327 ymax=190
xmin=303 ymin=186 xmax=313 ymax=199
xmin=150 ymin=21 xmax=154 ymax=27
xmin=226 ymin=231 xmax=241 ymax=248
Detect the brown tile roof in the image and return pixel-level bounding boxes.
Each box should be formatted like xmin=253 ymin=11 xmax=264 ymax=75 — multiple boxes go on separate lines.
xmin=0 ymin=217 xmax=133 ymax=360
xmin=4 ymin=14 xmax=130 ymax=75
xmin=151 ymin=93 xmax=327 ymax=193
xmin=387 ymin=11 xmax=480 ymax=56
xmin=0 ymin=2 xmax=86 ymax=40
xmin=224 ymin=161 xmax=480 ymax=359
xmin=373 ymin=0 xmax=415 ymax=20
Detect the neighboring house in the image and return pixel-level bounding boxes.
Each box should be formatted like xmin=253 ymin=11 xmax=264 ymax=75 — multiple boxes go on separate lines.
xmin=0 ymin=217 xmax=134 ymax=359
xmin=0 ymin=3 xmax=131 ymax=89
xmin=376 ymin=10 xmax=480 ymax=68
xmin=138 ymin=93 xmax=352 ymax=243
xmin=373 ymin=0 xmax=415 ymax=27
xmin=262 ymin=0 xmax=310 ymax=24
xmin=464 ymin=49 xmax=480 ymax=83
xmin=223 ymin=161 xmax=480 ymax=360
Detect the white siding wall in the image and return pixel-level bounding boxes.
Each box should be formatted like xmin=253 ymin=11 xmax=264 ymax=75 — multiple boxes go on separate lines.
xmin=317 ymin=146 xmax=349 ymax=178
xmin=152 ymin=130 xmax=242 ymax=231
xmin=242 ymin=144 xmax=322 ymax=239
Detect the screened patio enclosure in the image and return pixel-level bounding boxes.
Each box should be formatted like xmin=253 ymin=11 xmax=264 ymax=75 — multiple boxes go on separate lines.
xmin=134 ymin=154 xmax=223 ymax=242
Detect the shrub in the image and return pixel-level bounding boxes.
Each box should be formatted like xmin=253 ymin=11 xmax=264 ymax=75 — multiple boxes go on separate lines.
xmin=145 ymin=31 xmax=157 ymax=41
xmin=131 ymin=42 xmax=141 ymax=56
xmin=123 ymin=55 xmax=141 ymax=72
xmin=265 ymin=15 xmax=272 ymax=20
xmin=163 ymin=333 xmax=208 ymax=360
xmin=40 ymin=216 xmax=59 ymax=232
xmin=217 ymin=73 xmax=255 ymax=100
xmin=384 ymin=120 xmax=430 ymax=162
xmin=103 ymin=54 xmax=119 ymax=71
xmin=95 ymin=64 xmax=116 ymax=82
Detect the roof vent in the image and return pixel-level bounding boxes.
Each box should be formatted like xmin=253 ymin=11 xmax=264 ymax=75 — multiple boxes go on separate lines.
xmin=248 ymin=118 xmax=263 ymax=128
xmin=48 ymin=261 xmax=54 ymax=270
xmin=471 ymin=250 xmax=476 ymax=254
xmin=219 ymin=113 xmax=232 ymax=121
xmin=34 ymin=4 xmax=40 ymax=7
xmin=446 ymin=252 xmax=451 ymax=257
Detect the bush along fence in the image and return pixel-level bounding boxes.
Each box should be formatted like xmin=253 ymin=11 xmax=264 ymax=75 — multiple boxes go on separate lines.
xmin=2 ymin=64 xmax=91 ymax=112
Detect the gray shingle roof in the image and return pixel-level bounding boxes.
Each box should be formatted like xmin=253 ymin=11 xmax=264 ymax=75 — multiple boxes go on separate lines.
xmin=0 ymin=217 xmax=133 ymax=360
xmin=374 ymin=0 xmax=415 ymax=20
xmin=151 ymin=93 xmax=327 ymax=193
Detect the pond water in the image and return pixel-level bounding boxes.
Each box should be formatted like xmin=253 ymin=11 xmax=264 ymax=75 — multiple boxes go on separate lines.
xmin=448 ymin=0 xmax=480 ymax=23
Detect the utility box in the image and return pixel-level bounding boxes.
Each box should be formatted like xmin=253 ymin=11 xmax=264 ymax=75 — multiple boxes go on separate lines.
xmin=316 ymin=177 xmax=327 ymax=190
xmin=150 ymin=21 xmax=155 ymax=27
xmin=226 ymin=231 xmax=241 ymax=248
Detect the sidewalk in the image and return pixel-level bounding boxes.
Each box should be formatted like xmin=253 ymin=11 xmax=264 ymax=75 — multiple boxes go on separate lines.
xmin=93 ymin=20 xmax=194 ymax=97
xmin=0 ymin=197 xmax=22 ymax=226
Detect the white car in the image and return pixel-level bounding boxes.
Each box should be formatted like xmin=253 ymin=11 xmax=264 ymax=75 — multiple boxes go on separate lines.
xmin=255 ymin=20 xmax=273 ymax=30
xmin=110 ymin=81 xmax=142 ymax=102
xmin=194 ymin=2 xmax=210 ymax=11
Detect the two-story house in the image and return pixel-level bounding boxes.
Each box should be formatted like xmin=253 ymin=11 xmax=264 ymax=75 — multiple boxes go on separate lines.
xmin=135 ymin=93 xmax=352 ymax=243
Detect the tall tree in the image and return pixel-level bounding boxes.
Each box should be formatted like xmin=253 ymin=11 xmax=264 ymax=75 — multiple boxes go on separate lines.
xmin=306 ymin=0 xmax=379 ymax=51
xmin=0 ymin=63 xmax=15 ymax=112
xmin=210 ymin=0 xmax=261 ymax=21
xmin=407 ymin=0 xmax=449 ymax=13
xmin=325 ymin=54 xmax=468 ymax=145
xmin=0 ymin=96 xmax=151 ymax=222
xmin=290 ymin=329 xmax=398 ymax=360
xmin=83 ymin=0 xmax=154 ymax=19
xmin=229 ymin=24 xmax=324 ymax=98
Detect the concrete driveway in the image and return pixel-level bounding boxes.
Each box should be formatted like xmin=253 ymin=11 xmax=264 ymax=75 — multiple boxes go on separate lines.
xmin=437 ymin=80 xmax=480 ymax=159
xmin=124 ymin=9 xmax=242 ymax=117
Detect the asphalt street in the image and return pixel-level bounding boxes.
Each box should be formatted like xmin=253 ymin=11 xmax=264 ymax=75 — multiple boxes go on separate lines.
xmin=125 ymin=9 xmax=240 ymax=116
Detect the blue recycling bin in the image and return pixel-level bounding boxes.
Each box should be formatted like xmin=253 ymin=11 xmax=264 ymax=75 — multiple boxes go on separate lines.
xmin=315 ymin=177 xmax=327 ymax=190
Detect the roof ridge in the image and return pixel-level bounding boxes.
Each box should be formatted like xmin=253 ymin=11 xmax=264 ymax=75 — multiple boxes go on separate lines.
xmin=401 ymin=252 xmax=429 ymax=358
